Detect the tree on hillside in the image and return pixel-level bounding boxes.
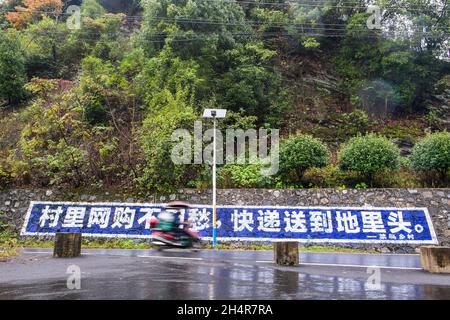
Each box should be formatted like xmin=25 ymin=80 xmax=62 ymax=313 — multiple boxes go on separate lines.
xmin=139 ymin=0 xmax=250 ymax=57
xmin=0 ymin=31 xmax=27 ymax=105
xmin=0 ymin=0 xmax=24 ymax=28
xmin=5 ymin=0 xmax=63 ymax=29
xmin=336 ymin=0 xmax=450 ymax=115
xmin=81 ymin=0 xmax=105 ymax=19
xmin=137 ymin=0 xmax=289 ymax=126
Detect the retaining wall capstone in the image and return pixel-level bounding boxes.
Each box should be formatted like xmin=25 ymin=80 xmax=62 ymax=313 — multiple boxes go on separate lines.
xmin=0 ymin=188 xmax=449 ymax=253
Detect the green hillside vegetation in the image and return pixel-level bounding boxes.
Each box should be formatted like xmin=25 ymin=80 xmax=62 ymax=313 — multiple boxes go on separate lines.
xmin=0 ymin=0 xmax=449 ymax=193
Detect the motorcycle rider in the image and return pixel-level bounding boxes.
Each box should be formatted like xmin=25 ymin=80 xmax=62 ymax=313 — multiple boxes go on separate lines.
xmin=151 ymin=201 xmax=199 ymax=246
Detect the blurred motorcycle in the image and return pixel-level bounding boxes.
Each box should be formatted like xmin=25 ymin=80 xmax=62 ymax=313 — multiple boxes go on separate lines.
xmin=149 ymin=201 xmax=201 ymax=250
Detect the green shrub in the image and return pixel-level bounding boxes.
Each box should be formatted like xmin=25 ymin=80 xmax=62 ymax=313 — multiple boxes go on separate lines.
xmin=399 ymin=156 xmax=411 ymax=168
xmin=409 ymin=131 xmax=450 ymax=185
xmin=372 ymin=167 xmax=421 ymax=188
xmin=338 ymin=134 xmax=400 ymax=185
xmin=339 ymin=109 xmax=372 ymax=138
xmin=219 ymin=163 xmax=273 ymax=188
xmin=302 ymin=163 xmax=419 ymax=189
xmin=355 ymin=182 xmax=368 ymax=189
xmin=0 ymin=211 xmax=17 ymax=245
xmin=379 ymin=124 xmax=422 ymax=141
xmin=435 ymin=75 xmax=450 ymax=94
xmin=426 ymin=110 xmax=445 ymax=130
xmin=0 ymin=165 xmax=12 ymax=188
xmin=302 ymin=165 xmax=365 ymax=188
xmin=82 ymin=95 xmax=107 ymax=125
xmin=279 ymin=134 xmax=330 ymax=183
xmin=44 ymin=144 xmax=89 ymax=186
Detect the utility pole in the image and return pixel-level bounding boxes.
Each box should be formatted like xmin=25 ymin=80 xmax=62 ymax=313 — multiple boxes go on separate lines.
xmin=203 ymin=109 xmax=227 ymax=249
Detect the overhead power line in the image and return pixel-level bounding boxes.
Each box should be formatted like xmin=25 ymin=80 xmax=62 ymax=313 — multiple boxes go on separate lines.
xmin=1 ymin=12 xmax=449 ymax=31
xmin=0 ymin=1 xmax=449 ymax=14
xmin=201 ymin=0 xmax=450 ymax=11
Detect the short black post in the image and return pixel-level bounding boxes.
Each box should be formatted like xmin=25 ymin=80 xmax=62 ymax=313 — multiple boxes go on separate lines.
xmin=53 ymin=232 xmax=82 ymax=258
xmin=274 ymin=242 xmax=299 ymax=266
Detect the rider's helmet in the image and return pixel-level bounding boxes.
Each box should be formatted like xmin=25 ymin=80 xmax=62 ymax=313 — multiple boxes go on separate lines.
xmin=165 ymin=201 xmax=191 ymax=210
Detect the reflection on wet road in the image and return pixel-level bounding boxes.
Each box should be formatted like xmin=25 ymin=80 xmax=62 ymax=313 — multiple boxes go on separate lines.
xmin=0 ymin=249 xmax=449 ymax=300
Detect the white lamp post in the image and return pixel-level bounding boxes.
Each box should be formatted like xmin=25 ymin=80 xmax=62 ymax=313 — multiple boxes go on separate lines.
xmin=203 ymin=108 xmax=227 ymax=249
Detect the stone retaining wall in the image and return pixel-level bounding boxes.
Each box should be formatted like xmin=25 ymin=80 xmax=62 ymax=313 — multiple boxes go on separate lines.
xmin=0 ymin=188 xmax=449 ymax=253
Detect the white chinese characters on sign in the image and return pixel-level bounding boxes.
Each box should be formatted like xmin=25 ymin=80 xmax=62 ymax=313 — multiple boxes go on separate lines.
xmin=257 ymin=210 xmax=281 ymax=232
xmin=231 ymin=209 xmax=254 ymax=232
xmin=387 ymin=211 xmax=413 ymax=234
xmin=62 ymin=207 xmax=86 ymax=228
xmin=361 ymin=211 xmax=386 ymax=233
xmin=228 ymin=209 xmax=419 ymax=236
xmin=34 ymin=204 xmax=425 ymax=242
xmin=87 ymin=207 xmax=111 ymax=229
xmin=336 ymin=211 xmax=360 ymax=234
xmin=111 ymin=207 xmax=136 ymax=229
xmin=284 ymin=210 xmax=307 ymax=233
xmin=188 ymin=208 xmax=221 ymax=231
xmin=310 ymin=211 xmax=333 ymax=233
xmin=39 ymin=205 xmax=63 ymax=227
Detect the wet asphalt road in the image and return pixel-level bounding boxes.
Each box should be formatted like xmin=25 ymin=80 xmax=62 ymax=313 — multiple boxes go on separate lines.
xmin=0 ymin=248 xmax=449 ymax=300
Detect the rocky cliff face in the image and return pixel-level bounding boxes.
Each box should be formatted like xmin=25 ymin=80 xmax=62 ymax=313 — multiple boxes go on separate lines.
xmin=280 ymin=52 xmax=351 ymax=142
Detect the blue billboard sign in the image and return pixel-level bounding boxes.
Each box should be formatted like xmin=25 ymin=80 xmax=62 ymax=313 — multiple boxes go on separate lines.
xmin=21 ymin=201 xmax=438 ymax=244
